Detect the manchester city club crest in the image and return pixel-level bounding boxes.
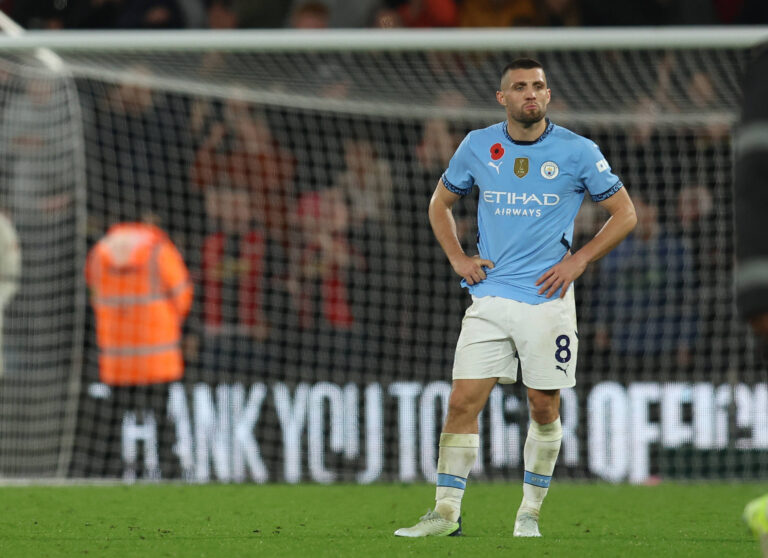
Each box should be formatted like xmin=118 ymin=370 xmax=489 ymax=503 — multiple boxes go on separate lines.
xmin=540 ymin=161 xmax=559 ymax=179
xmin=514 ymin=157 xmax=529 ymax=178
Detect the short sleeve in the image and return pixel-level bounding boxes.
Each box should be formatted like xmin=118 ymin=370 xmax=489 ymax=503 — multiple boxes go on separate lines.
xmin=442 ymin=134 xmax=475 ymax=196
xmin=581 ymin=141 xmax=623 ymax=202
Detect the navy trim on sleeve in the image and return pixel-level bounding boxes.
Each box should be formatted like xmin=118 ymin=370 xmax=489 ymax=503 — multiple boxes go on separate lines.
xmin=441 ymin=173 xmax=469 ymax=196
xmin=590 ymin=180 xmax=624 ymax=202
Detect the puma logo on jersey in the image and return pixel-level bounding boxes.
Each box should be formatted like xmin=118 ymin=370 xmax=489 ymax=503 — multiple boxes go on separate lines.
xmin=488 ymin=160 xmax=503 ymax=174
xmin=556 ymin=365 xmax=568 ymax=375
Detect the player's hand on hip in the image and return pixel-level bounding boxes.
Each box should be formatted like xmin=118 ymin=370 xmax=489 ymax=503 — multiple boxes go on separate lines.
xmin=536 ymin=252 xmax=587 ymax=298
xmin=452 ymin=254 xmax=494 ymax=285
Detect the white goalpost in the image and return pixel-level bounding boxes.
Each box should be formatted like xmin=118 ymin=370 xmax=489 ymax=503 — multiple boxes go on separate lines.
xmin=0 ymin=26 xmax=766 ymax=483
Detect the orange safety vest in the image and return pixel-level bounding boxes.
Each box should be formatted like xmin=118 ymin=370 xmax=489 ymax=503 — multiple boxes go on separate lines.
xmin=85 ymin=223 xmax=192 ymax=386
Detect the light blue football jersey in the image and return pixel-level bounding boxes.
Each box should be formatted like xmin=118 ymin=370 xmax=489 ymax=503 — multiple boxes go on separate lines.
xmin=442 ymin=119 xmax=623 ymax=304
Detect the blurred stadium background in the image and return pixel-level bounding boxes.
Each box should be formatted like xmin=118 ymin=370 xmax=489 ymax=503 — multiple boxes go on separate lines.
xmin=0 ymin=1 xmax=767 ymax=490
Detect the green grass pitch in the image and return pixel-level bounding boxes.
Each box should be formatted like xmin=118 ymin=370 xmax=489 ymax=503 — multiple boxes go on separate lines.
xmin=0 ymin=482 xmax=765 ymax=557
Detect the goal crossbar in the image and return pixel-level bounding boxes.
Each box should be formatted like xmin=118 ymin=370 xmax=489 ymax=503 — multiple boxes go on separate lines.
xmin=0 ymin=27 xmax=765 ymax=53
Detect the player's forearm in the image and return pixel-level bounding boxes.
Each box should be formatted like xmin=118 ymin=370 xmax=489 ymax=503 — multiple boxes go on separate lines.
xmin=574 ymin=206 xmax=637 ymax=265
xmin=428 ymin=197 xmax=465 ymax=266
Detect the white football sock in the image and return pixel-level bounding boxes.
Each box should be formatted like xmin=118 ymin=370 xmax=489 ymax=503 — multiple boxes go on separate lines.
xmin=519 ymin=417 xmax=562 ymax=518
xmin=434 ymin=433 xmax=479 ymax=522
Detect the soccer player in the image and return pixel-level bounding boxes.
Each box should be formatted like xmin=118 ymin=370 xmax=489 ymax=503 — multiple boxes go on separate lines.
xmin=394 ymin=58 xmax=637 ymax=538
xmin=735 ymin=43 xmax=768 ymax=557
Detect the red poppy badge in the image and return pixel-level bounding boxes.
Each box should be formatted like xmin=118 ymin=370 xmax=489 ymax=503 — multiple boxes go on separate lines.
xmin=490 ymin=143 xmax=504 ymax=160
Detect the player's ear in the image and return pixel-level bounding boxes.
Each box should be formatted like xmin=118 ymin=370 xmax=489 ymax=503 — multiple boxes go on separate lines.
xmin=495 ymin=90 xmax=505 ymax=106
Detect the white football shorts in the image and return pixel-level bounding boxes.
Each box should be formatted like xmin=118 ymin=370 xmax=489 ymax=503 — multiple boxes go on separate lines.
xmin=452 ymin=288 xmax=578 ymax=390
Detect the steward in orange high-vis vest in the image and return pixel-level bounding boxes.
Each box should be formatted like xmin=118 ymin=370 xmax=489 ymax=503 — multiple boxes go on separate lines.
xmin=85 ymin=223 xmax=193 ymax=386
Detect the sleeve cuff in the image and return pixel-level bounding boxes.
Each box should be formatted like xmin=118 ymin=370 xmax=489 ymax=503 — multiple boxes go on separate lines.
xmin=441 ymin=173 xmax=470 ymax=196
xmin=590 ymin=180 xmax=624 ymax=202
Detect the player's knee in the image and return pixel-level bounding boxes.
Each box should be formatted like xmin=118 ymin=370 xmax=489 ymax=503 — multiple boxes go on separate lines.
xmin=530 ymin=408 xmax=559 ymax=425
xmin=527 ymin=391 xmax=559 ymax=424
xmin=447 ymin=391 xmax=482 ymax=420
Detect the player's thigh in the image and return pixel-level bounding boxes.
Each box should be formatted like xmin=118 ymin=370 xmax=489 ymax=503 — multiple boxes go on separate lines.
xmin=452 ymin=296 xmax=518 ymax=383
xmin=514 ymin=288 xmax=578 ymax=390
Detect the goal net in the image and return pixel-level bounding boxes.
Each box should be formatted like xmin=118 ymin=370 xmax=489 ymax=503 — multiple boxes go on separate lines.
xmin=0 ymin=28 xmax=765 ymax=484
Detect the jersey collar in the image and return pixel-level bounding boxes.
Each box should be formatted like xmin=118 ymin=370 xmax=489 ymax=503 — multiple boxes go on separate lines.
xmin=501 ymin=118 xmax=554 ymax=146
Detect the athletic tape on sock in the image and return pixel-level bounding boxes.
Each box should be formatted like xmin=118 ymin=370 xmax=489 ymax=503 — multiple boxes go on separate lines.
xmin=437 ymin=473 xmax=468 ymax=490
xmin=439 ymin=433 xmax=480 ymax=448
xmin=523 ymin=470 xmax=552 ymax=488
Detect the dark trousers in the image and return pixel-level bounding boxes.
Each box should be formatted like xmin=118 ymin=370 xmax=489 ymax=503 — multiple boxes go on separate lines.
xmin=77 ymin=383 xmax=180 ymax=481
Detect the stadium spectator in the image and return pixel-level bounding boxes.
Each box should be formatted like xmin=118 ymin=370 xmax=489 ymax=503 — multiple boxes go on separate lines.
xmin=534 ymin=0 xmax=582 ymax=27
xmin=414 ymin=118 xmax=462 ymax=176
xmin=315 ymin=60 xmax=353 ymax=99
xmin=85 ymin=218 xmax=193 ymax=480
xmin=196 ymin=186 xmax=277 ymax=378
xmin=85 ymin=65 xmax=194 ymax=236
xmin=335 ymin=135 xmax=399 ymax=366
xmin=287 ymin=0 xmax=384 ymax=28
xmin=227 ymin=0 xmax=292 ymax=28
xmin=0 ymin=208 xmax=20 ymax=377
xmin=385 ymin=0 xmax=458 ymax=28
xmin=10 ymin=0 xmax=69 ymax=29
xmin=0 ymin=79 xmax=73 ymax=219
xmin=175 ymin=0 xmax=207 ymax=27
xmin=688 ymin=70 xmax=717 ymax=109
xmin=191 ymin=99 xmax=295 ymax=246
xmin=291 ymin=188 xmax=360 ymax=333
xmin=67 ymin=0 xmax=122 ymax=28
xmin=676 ymin=185 xmax=716 ymax=272
xmin=30 ymin=0 xmax=193 ymax=29
xmin=288 ymin=1 xmax=330 ymax=29
xmin=206 ymin=0 xmax=238 ymax=29
xmin=459 ymin=0 xmax=536 ymax=27
xmin=373 ymin=6 xmax=402 ymax=28
xmin=336 ymin=137 xmax=394 ymax=228
xmin=115 ymin=0 xmax=185 ymax=28
xmin=410 ymin=112 xmax=472 ymax=244
xmin=328 ymin=0 xmax=384 ymax=27
xmin=287 ymin=187 xmax=366 ymax=374
xmin=189 ymin=100 xmax=296 ymax=375
xmin=593 ymin=195 xmax=697 ymax=371
xmin=685 ymin=69 xmax=731 ymax=141
xmin=675 ymin=185 xmax=718 ymax=350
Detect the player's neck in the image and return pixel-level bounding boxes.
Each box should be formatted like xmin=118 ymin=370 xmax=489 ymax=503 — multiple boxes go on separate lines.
xmin=506 ymin=118 xmax=548 ymax=143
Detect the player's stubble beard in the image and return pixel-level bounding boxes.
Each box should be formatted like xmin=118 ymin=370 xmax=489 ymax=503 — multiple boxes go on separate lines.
xmin=511 ymin=104 xmax=546 ymax=128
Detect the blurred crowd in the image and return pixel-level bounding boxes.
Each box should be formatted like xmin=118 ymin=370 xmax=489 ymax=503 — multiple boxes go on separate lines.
xmin=0 ymin=67 xmax=737 ymax=386
xmin=0 ymin=0 xmax=755 ymax=388
xmin=3 ymin=0 xmax=768 ymax=31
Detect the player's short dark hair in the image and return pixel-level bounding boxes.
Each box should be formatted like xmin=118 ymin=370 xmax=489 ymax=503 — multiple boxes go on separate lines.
xmin=500 ymin=58 xmax=546 ymax=85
